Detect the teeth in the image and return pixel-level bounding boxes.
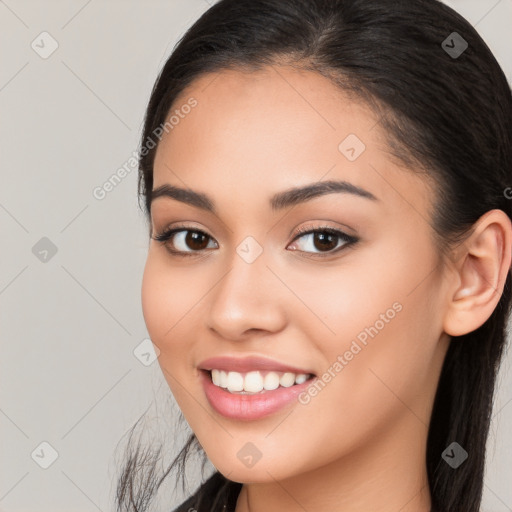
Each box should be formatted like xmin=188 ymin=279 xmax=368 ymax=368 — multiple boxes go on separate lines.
xmin=263 ymin=372 xmax=280 ymax=390
xmin=226 ymin=371 xmax=244 ymax=392
xmin=295 ymin=373 xmax=308 ymax=384
xmin=208 ymin=369 xmax=311 ymax=393
xmin=244 ymin=371 xmax=264 ymax=392
xmin=280 ymin=372 xmax=295 ymax=387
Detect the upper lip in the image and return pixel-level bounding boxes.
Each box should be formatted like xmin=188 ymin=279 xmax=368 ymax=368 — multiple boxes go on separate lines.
xmin=198 ymin=355 xmax=315 ymax=375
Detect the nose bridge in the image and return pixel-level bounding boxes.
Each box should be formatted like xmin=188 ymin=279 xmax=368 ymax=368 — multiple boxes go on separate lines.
xmin=205 ymin=239 xmax=287 ymax=339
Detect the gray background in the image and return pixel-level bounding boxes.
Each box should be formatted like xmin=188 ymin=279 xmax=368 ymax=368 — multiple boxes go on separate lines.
xmin=1 ymin=1 xmax=511 ymax=511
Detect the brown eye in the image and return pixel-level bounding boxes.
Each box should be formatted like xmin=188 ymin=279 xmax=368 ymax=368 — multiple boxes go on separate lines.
xmin=289 ymin=227 xmax=358 ymax=255
xmin=185 ymin=231 xmax=210 ymax=250
xmin=153 ymin=228 xmax=218 ymax=255
xmin=311 ymin=232 xmax=338 ymax=252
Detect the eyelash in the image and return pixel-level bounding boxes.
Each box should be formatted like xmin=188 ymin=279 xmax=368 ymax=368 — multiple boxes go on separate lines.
xmin=152 ymin=223 xmax=359 ymax=258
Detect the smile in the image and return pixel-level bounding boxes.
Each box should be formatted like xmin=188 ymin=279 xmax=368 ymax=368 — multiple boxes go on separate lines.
xmin=200 ymin=369 xmax=317 ymax=420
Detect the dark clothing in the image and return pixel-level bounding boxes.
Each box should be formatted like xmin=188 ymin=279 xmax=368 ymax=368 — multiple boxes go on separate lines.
xmin=172 ymin=471 xmax=242 ymax=512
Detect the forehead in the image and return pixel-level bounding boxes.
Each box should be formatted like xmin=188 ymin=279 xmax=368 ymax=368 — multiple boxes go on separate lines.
xmin=156 ymin=65 xmax=376 ymax=161
xmin=152 ymin=65 xmax=433 ymax=219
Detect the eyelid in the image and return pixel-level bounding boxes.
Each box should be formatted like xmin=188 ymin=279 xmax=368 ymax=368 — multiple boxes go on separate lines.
xmin=153 ymin=221 xmax=214 ymax=240
xmin=291 ymin=223 xmax=350 ymax=238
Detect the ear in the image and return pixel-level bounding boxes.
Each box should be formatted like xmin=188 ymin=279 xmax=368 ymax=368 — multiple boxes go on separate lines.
xmin=443 ymin=209 xmax=512 ymax=337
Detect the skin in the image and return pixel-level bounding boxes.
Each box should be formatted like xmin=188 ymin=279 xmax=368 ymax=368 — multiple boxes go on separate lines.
xmin=141 ymin=65 xmax=512 ymax=512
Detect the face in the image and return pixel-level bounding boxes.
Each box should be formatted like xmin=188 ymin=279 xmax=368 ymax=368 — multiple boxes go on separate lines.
xmin=141 ymin=65 xmax=451 ymax=483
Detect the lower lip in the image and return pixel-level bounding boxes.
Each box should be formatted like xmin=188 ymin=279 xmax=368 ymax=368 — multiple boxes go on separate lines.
xmin=200 ymin=370 xmax=315 ymax=421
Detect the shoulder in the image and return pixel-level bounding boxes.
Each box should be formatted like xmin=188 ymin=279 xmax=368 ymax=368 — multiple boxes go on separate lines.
xmin=171 ymin=471 xmax=242 ymax=512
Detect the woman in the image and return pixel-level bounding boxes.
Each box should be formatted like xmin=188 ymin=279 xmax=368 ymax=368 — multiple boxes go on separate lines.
xmin=116 ymin=0 xmax=512 ymax=511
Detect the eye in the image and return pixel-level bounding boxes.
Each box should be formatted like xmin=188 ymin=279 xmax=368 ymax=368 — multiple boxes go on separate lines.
xmin=152 ymin=224 xmax=359 ymax=258
xmin=152 ymin=226 xmax=218 ymax=256
xmin=287 ymin=226 xmax=358 ymax=255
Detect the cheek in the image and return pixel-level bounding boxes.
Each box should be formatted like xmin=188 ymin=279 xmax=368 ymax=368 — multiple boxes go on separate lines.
xmin=141 ymin=254 xmax=201 ymax=408
xmin=141 ymin=255 xmax=171 ymax=345
xmin=140 ymin=253 xmax=200 ymax=360
xmin=292 ymin=229 xmax=437 ymax=339
xmin=286 ymin=233 xmax=441 ymax=399
xmin=279 ymin=248 xmax=405 ymax=343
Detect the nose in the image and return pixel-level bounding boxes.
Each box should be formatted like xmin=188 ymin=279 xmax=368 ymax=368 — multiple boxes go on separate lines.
xmin=204 ymin=247 xmax=288 ymax=340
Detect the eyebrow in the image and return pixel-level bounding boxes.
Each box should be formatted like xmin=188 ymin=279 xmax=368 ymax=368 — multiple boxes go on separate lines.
xmin=150 ymin=179 xmax=378 ymax=214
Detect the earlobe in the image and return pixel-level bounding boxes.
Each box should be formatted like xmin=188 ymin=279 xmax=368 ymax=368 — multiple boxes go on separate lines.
xmin=443 ymin=209 xmax=512 ymax=337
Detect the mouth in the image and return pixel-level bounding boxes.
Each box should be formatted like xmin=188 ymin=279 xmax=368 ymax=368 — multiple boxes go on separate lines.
xmin=197 ymin=355 xmax=317 ymax=419
xmin=200 ymin=368 xmax=317 ymax=420
xmin=202 ymin=368 xmax=316 ymax=394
